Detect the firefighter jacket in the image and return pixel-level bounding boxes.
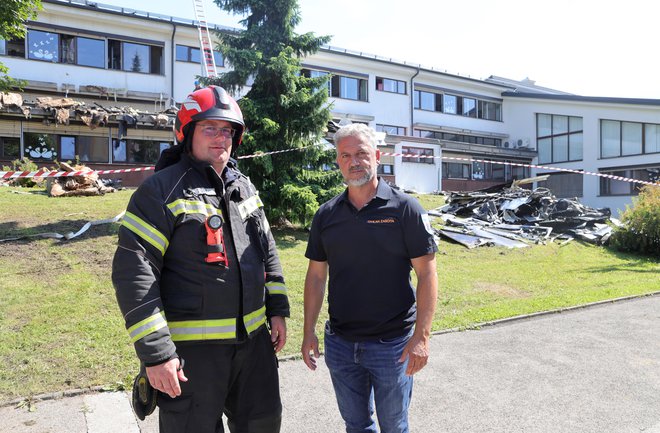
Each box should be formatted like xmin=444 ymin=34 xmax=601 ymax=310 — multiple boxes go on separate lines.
xmin=112 ymin=154 xmax=290 ymax=365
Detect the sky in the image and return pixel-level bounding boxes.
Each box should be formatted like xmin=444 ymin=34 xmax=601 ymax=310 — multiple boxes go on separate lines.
xmin=97 ymin=0 xmax=660 ymax=99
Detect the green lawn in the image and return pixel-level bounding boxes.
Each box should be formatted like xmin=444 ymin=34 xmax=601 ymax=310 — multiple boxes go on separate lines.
xmin=0 ymin=186 xmax=658 ymax=401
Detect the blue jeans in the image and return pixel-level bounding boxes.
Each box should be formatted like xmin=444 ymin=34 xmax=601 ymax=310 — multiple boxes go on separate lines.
xmin=324 ymin=321 xmax=413 ymax=433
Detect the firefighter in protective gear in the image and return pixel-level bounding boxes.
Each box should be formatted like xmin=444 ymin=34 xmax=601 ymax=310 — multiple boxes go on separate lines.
xmin=113 ymin=85 xmax=290 ymax=433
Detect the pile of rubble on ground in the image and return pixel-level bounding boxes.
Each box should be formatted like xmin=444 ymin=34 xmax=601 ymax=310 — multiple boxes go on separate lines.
xmin=431 ymin=181 xmax=617 ymax=249
xmin=47 ymin=162 xmax=116 ymax=197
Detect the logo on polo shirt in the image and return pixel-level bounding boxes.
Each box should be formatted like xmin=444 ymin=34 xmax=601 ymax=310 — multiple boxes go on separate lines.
xmin=366 ymin=217 xmax=396 ymax=224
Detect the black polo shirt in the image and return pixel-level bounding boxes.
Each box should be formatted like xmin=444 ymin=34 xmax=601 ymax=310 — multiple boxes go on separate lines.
xmin=305 ymin=179 xmax=438 ymax=341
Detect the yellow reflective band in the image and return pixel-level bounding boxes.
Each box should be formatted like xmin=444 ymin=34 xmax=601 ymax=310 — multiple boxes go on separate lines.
xmin=127 ymin=312 xmax=167 ymax=343
xmin=121 ymin=212 xmax=169 ymax=256
xmin=244 ymin=306 xmax=266 ymax=334
xmin=265 ymin=282 xmax=287 ymax=296
xmin=169 ymin=318 xmax=236 ymax=341
xmin=167 ymin=199 xmax=219 ymax=218
xmin=237 ymin=195 xmax=264 ymax=220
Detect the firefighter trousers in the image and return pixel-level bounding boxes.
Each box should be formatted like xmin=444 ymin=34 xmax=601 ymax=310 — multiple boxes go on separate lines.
xmin=157 ymin=326 xmax=282 ymax=433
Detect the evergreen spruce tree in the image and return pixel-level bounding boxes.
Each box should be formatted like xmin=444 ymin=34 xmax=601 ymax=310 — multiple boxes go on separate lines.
xmin=208 ymin=0 xmax=343 ymax=225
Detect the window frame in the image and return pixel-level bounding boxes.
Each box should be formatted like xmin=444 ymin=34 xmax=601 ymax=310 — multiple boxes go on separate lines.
xmin=402 ymin=146 xmax=434 ymax=164
xmin=537 ymin=113 xmax=584 ymax=164
xmin=375 ymin=76 xmax=406 ymax=94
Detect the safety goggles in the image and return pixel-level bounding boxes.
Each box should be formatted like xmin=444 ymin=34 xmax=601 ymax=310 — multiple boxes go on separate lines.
xmin=197 ymin=125 xmax=236 ymax=139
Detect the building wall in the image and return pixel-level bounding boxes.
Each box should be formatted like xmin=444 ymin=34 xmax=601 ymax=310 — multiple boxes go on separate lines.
xmin=506 ymin=97 xmax=660 ymax=215
xmin=2 ymin=1 xmax=657 ymax=211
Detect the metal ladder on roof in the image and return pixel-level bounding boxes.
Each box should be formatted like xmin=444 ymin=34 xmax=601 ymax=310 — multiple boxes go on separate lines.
xmin=192 ymin=0 xmax=217 ymax=78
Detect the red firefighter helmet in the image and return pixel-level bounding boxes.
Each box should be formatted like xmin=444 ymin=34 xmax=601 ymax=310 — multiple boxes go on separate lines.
xmin=174 ymin=85 xmax=245 ymax=149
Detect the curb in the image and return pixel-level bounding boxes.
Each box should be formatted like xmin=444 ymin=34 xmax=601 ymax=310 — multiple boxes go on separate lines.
xmin=3 ymin=290 xmax=658 ymax=408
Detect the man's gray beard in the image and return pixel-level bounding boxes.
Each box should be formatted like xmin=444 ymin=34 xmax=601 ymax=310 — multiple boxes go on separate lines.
xmin=344 ymin=168 xmax=374 ymax=187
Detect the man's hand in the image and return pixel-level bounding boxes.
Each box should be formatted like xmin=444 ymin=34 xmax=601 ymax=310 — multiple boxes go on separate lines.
xmin=269 ymin=316 xmax=287 ymax=353
xmin=399 ymin=333 xmax=430 ymax=376
xmin=146 ymin=358 xmax=187 ymax=398
xmin=301 ymin=332 xmax=320 ymax=371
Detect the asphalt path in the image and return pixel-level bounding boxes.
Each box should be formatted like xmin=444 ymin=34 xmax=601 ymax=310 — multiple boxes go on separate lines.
xmin=2 ymin=294 xmax=659 ymax=433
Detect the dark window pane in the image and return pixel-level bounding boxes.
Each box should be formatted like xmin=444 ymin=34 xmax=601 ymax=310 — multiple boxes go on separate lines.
xmin=0 ymin=137 xmax=20 ymax=158
xmin=108 ymin=40 xmax=121 ymax=69
xmin=150 ymin=45 xmax=163 ymax=74
xmin=127 ymin=140 xmax=160 ymax=163
xmin=78 ymin=136 xmax=109 ymax=162
xmin=60 ymin=34 xmax=75 ymax=64
xmin=4 ymin=37 xmax=25 ymax=57
xmin=28 ymin=30 xmax=58 ymax=62
xmin=77 ymin=37 xmax=104 ymax=68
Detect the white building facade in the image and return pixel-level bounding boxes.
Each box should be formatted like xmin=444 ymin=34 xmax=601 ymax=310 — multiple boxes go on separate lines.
xmin=0 ymin=0 xmax=658 ymax=213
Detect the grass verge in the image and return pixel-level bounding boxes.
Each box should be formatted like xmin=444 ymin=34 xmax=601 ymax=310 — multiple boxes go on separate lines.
xmin=0 ymin=186 xmax=658 ymax=401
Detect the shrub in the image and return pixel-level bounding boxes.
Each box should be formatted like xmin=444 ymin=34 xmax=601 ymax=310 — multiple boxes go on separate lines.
xmin=2 ymin=157 xmax=39 ymax=187
xmin=610 ymin=185 xmax=660 ymax=256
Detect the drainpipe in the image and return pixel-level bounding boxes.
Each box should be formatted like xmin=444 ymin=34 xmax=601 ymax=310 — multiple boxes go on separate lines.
xmin=410 ymin=67 xmax=420 ymax=136
xmin=170 ymin=22 xmax=177 ymax=106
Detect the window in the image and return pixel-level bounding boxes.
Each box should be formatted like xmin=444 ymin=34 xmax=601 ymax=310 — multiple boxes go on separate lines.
xmin=601 ymin=119 xmax=660 ymax=158
xmin=376 ymin=124 xmax=406 ymax=136
xmin=414 ymin=89 xmax=500 ymax=120
xmin=77 ymin=37 xmax=105 ymax=68
xmin=402 ymin=146 xmax=434 ymax=164
xmin=123 ymin=42 xmax=149 ymax=73
xmin=0 ymin=37 xmax=25 ymax=57
xmin=377 ymin=164 xmax=394 ymax=175
xmin=175 ymin=44 xmax=224 ymax=67
xmin=538 ymin=172 xmax=583 ymax=197
xmin=0 ymin=137 xmax=19 ymax=158
xmin=24 ymin=133 xmax=57 ymax=160
xmin=413 ymin=129 xmax=501 ymax=147
xmin=109 ymin=40 xmax=163 ymax=74
xmin=376 ymin=77 xmax=405 ymax=94
xmin=478 ymin=100 xmax=502 ymax=121
xmin=27 ymin=30 xmax=59 ymax=62
xmin=414 ymin=90 xmax=441 ymax=111
xmin=472 ymin=161 xmax=489 ymax=179
xmin=112 ymin=139 xmax=168 ymax=163
xmin=443 ymin=94 xmax=458 ymax=114
xmin=442 ymin=162 xmax=471 ymax=179
xmin=462 ymin=98 xmax=476 ymax=117
xmin=600 ymin=165 xmax=660 ymax=196
xmin=18 ymin=30 xmax=104 ymax=68
xmin=331 ymin=75 xmax=368 ymax=101
xmin=537 ymin=114 xmax=583 ymax=164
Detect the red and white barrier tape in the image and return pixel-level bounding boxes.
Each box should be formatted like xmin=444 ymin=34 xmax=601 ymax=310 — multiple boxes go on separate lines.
xmin=1 ymin=147 xmax=657 ymax=187
xmin=379 ymin=152 xmax=658 ymax=187
xmin=0 ymin=166 xmax=154 ymax=179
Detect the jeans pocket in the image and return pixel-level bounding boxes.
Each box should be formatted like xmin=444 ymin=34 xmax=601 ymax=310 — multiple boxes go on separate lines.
xmin=324 ymin=320 xmax=335 ymax=336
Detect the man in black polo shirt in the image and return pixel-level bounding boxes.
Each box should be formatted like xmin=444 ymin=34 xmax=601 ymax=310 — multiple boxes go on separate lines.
xmin=301 ymin=123 xmax=438 ymax=433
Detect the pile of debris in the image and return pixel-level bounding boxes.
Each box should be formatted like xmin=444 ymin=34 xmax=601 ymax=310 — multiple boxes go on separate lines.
xmin=0 ymin=93 xmax=176 ymax=133
xmin=431 ymin=183 xmax=616 ymax=248
xmin=47 ymin=162 xmax=116 ymax=197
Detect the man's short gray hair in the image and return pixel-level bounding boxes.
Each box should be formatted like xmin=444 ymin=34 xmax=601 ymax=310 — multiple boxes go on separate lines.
xmin=333 ymin=123 xmax=378 ymax=149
